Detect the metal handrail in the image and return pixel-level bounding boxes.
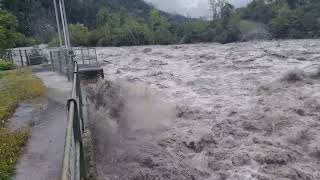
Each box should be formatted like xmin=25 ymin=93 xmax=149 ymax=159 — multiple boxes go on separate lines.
xmin=61 ymin=58 xmax=87 ymax=180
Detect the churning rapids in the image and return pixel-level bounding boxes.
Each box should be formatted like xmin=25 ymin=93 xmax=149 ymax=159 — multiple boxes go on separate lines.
xmin=85 ymin=39 xmax=320 ymax=180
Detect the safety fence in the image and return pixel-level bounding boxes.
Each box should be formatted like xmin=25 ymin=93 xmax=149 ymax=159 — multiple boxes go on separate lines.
xmin=0 ymin=47 xmax=98 ymax=69
xmin=0 ymin=49 xmax=48 ymax=66
xmin=73 ymin=48 xmax=98 ymax=65
xmin=2 ymin=47 xmax=96 ymax=179
xmin=61 ymin=56 xmax=87 ymax=180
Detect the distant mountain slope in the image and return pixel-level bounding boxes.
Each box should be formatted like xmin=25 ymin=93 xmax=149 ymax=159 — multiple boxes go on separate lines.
xmin=0 ymin=0 xmax=187 ymax=42
xmin=66 ymin=0 xmax=187 ymax=27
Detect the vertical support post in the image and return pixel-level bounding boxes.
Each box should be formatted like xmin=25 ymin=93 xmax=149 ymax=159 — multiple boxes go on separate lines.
xmin=9 ymin=50 xmax=13 ymax=64
xmin=58 ymin=51 xmax=62 ymax=73
xmin=66 ymin=51 xmax=71 ymax=82
xmin=61 ymin=0 xmax=71 ymax=48
xmin=59 ymin=0 xmax=68 ymax=48
xmin=50 ymin=51 xmax=55 ymax=71
xmin=19 ymin=50 xmax=24 ymax=67
xmin=94 ymin=48 xmax=98 ymax=64
xmin=81 ymin=49 xmax=84 ymax=64
xmin=87 ymin=50 xmax=91 ymax=65
xmin=25 ymin=50 xmax=30 ymax=66
xmin=53 ymin=0 xmax=63 ymax=47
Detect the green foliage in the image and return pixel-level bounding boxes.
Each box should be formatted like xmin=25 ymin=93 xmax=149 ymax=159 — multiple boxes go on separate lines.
xmin=0 ymin=10 xmax=18 ymax=50
xmin=180 ymin=20 xmax=212 ymax=43
xmin=6 ymin=0 xmax=320 ymax=47
xmin=149 ymin=9 xmax=178 ymax=44
xmin=0 ymin=10 xmax=37 ymax=50
xmin=0 ymin=60 xmax=15 ymax=71
xmin=240 ymin=0 xmax=320 ymax=39
xmin=240 ymin=0 xmax=276 ymax=24
xmin=64 ymin=9 xmax=180 ymax=47
xmin=96 ymin=7 xmax=110 ymax=28
xmin=0 ymin=70 xmax=46 ymax=179
xmin=69 ymin=24 xmax=90 ymax=46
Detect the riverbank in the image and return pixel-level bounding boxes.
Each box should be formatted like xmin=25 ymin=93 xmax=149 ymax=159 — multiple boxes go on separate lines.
xmin=0 ymin=70 xmax=46 ymax=179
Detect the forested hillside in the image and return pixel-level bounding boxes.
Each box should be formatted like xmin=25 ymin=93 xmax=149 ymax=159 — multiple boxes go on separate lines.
xmin=0 ymin=0 xmax=320 ymax=49
xmin=239 ymin=0 xmax=320 ymax=39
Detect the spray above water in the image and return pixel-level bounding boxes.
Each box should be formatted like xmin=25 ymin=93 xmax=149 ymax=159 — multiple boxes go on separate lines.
xmin=85 ymin=79 xmax=199 ymax=179
xmin=88 ymin=79 xmax=175 ymax=133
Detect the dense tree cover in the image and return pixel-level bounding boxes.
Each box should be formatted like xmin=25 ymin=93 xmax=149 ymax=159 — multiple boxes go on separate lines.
xmin=58 ymin=4 xmax=239 ymax=47
xmin=239 ymin=0 xmax=320 ymax=39
xmin=0 ymin=10 xmax=36 ymax=50
xmin=1 ymin=0 xmax=320 ymax=48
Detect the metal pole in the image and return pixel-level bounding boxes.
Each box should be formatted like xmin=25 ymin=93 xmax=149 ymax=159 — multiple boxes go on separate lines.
xmin=25 ymin=50 xmax=30 ymax=66
xmin=19 ymin=50 xmax=24 ymax=67
xmin=9 ymin=50 xmax=13 ymax=63
xmin=53 ymin=0 xmax=63 ymax=47
xmin=94 ymin=48 xmax=98 ymax=64
xmin=59 ymin=0 xmax=68 ymax=48
xmin=61 ymin=0 xmax=71 ymax=48
xmin=50 ymin=51 xmax=55 ymax=71
xmin=81 ymin=49 xmax=84 ymax=64
xmin=58 ymin=51 xmax=62 ymax=73
xmin=65 ymin=51 xmax=71 ymax=82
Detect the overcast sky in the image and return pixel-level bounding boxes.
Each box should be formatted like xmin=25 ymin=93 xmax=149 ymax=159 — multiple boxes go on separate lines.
xmin=144 ymin=0 xmax=252 ymax=18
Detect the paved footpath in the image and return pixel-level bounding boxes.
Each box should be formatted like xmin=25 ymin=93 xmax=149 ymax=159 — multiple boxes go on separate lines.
xmin=13 ymin=71 xmax=71 ymax=180
xmin=13 ymin=102 xmax=66 ymax=180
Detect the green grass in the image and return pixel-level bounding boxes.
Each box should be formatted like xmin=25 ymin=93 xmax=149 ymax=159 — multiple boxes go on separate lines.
xmin=0 ymin=70 xmax=46 ymax=180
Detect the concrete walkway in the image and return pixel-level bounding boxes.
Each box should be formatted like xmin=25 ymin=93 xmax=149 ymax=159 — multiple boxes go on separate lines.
xmin=13 ymin=71 xmax=71 ymax=180
xmin=13 ymin=102 xmax=66 ymax=180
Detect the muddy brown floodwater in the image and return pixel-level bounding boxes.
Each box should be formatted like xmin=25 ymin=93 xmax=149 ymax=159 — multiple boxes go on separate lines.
xmin=86 ymin=40 xmax=320 ymax=180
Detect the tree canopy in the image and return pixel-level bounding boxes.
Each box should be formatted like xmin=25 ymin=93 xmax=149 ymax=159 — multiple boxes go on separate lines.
xmin=1 ymin=0 xmax=320 ymax=48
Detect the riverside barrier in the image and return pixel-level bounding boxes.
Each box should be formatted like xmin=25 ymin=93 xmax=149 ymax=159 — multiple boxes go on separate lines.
xmin=61 ymin=58 xmax=87 ymax=180
xmin=2 ymin=47 xmax=101 ymax=180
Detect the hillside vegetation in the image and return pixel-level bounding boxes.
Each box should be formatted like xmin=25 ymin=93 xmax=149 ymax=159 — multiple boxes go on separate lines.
xmin=0 ymin=0 xmax=320 ymax=48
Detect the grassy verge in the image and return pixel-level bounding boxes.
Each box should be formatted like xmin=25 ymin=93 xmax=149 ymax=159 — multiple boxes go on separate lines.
xmin=0 ymin=69 xmax=46 ymax=179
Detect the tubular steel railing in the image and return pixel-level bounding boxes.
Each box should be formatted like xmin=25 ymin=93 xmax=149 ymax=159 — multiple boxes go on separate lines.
xmin=8 ymin=48 xmax=47 ymax=67
xmin=61 ymin=58 xmax=87 ymax=180
xmin=73 ymin=47 xmax=98 ymax=65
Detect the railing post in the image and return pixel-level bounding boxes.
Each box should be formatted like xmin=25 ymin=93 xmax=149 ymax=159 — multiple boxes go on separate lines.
xmin=94 ymin=48 xmax=98 ymax=64
xmin=9 ymin=50 xmax=13 ymax=64
xmin=88 ymin=50 xmax=91 ymax=65
xmin=58 ymin=51 xmax=62 ymax=73
xmin=25 ymin=50 xmax=30 ymax=66
xmin=50 ymin=51 xmax=55 ymax=71
xmin=19 ymin=50 xmax=24 ymax=67
xmin=81 ymin=49 xmax=85 ymax=64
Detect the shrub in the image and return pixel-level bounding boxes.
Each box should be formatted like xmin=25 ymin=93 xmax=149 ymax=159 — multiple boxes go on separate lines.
xmin=0 ymin=60 xmax=15 ymax=71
